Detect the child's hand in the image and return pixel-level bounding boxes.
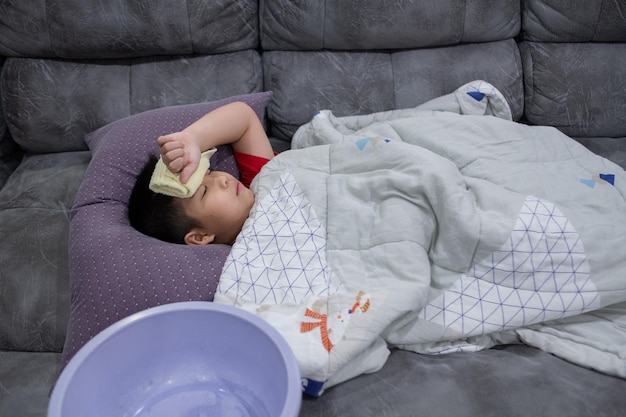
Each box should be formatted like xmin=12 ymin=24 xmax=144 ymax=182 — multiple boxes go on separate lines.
xmin=157 ymin=132 xmax=201 ymax=184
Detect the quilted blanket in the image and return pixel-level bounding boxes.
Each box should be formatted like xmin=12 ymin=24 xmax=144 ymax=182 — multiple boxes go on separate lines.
xmin=215 ymin=81 xmax=626 ymax=396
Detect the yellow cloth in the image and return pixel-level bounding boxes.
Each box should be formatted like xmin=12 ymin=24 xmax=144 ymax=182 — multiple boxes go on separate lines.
xmin=149 ymin=148 xmax=217 ymax=198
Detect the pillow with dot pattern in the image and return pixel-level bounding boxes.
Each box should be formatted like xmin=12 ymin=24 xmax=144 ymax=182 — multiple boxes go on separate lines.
xmin=62 ymin=92 xmax=273 ymax=365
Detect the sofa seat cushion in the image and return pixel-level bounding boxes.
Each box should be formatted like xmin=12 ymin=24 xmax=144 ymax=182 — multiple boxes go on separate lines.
xmin=63 ymin=92 xmax=272 ymax=365
xmin=298 ymin=346 xmax=626 ymax=417
xmin=0 ymin=151 xmax=90 ymax=352
xmin=0 ymin=351 xmax=62 ymax=417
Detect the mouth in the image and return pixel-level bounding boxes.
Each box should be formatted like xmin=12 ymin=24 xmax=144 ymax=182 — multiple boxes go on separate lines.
xmin=236 ymin=182 xmax=241 ymax=196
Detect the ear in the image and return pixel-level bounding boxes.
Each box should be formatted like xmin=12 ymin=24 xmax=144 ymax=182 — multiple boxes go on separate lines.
xmin=184 ymin=228 xmax=215 ymax=246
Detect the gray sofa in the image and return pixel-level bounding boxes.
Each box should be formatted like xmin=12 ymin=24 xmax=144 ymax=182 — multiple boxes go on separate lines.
xmin=1 ymin=1 xmax=625 ymax=416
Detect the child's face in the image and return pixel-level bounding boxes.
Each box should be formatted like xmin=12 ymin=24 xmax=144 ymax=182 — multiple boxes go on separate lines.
xmin=180 ymin=170 xmax=254 ymax=245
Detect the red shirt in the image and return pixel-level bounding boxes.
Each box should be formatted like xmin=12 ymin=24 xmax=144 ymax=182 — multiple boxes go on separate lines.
xmin=234 ymin=151 xmax=272 ymax=188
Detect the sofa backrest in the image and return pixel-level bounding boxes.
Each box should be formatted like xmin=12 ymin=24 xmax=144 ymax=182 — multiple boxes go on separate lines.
xmin=1 ymin=54 xmax=263 ymax=155
xmin=0 ymin=0 xmax=258 ymax=58
xmin=0 ymin=0 xmax=264 ymax=156
xmin=261 ymin=0 xmax=525 ymax=147
xmin=520 ymin=0 xmax=626 ymax=138
xmin=2 ymin=0 xmax=624 ymax=155
xmin=260 ymin=0 xmax=521 ymax=50
xmin=0 ymin=56 xmax=21 ymax=188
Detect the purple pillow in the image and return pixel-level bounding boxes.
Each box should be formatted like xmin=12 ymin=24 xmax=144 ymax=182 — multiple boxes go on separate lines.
xmin=62 ymin=92 xmax=273 ymax=365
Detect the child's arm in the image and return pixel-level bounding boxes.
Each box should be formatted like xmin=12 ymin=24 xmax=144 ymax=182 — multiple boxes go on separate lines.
xmin=157 ymin=101 xmax=273 ymax=183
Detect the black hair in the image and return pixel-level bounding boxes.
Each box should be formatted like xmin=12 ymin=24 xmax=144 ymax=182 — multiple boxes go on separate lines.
xmin=128 ymin=155 xmax=200 ymax=244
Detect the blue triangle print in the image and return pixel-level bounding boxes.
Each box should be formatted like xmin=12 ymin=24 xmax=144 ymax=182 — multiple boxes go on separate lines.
xmin=467 ymin=91 xmax=486 ymax=102
xmin=599 ymin=173 xmax=615 ymax=185
xmin=580 ymin=179 xmax=595 ymax=188
xmin=355 ymin=137 xmax=372 ymax=151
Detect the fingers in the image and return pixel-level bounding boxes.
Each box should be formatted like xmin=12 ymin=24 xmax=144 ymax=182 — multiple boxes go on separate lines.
xmin=156 ymin=135 xmax=174 ymax=148
xmin=179 ymin=149 xmax=201 ymax=184
xmin=158 ymin=135 xmax=182 ymax=156
xmin=179 ymin=163 xmax=197 ymax=184
xmin=157 ymin=135 xmax=186 ymax=172
xmin=156 ymin=133 xmax=200 ymax=183
xmin=163 ymin=148 xmax=186 ymax=168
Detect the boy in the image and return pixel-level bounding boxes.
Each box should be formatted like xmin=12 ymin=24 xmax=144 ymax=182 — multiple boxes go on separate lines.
xmin=129 ymin=101 xmax=274 ymax=245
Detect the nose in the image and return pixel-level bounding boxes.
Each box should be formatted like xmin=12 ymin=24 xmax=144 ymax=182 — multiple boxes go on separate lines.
xmin=209 ymin=174 xmax=228 ymax=189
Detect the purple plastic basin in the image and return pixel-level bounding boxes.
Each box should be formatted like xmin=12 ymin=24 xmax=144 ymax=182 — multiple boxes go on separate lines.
xmin=49 ymin=301 xmax=301 ymax=417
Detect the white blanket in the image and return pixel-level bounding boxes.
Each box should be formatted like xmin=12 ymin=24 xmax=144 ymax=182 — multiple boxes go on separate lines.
xmin=216 ymin=81 xmax=626 ymax=396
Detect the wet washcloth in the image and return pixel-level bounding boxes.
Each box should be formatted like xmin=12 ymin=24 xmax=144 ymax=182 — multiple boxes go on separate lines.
xmin=149 ymin=148 xmax=217 ymax=198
